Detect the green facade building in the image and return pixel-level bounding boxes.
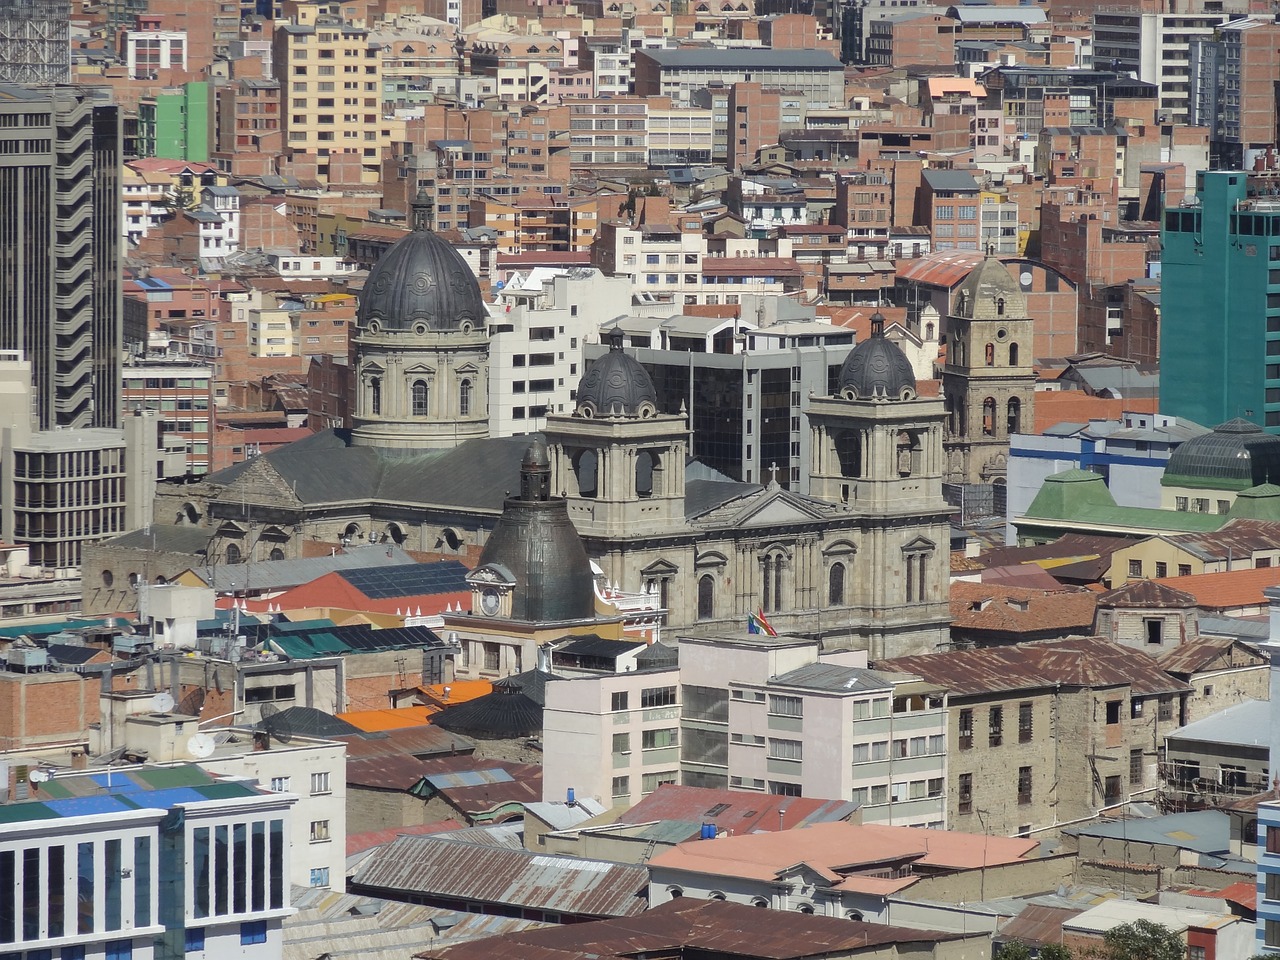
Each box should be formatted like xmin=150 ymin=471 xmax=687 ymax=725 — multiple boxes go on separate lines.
xmin=140 ymin=81 xmax=211 ymax=161
xmin=1161 ymin=170 xmax=1280 ymax=432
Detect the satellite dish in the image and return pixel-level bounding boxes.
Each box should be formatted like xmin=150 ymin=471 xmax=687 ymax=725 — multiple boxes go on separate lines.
xmin=91 ymin=746 xmax=128 ymax=767
xmin=256 ymin=703 xmax=294 ymax=746
xmin=186 ymin=733 xmax=216 ymax=759
xmin=149 ymin=692 xmax=176 ymax=714
xmin=29 ymin=769 xmax=50 ymax=783
xmin=177 ymin=687 xmax=206 ymax=718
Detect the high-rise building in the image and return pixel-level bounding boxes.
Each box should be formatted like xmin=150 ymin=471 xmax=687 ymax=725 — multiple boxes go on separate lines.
xmin=0 ymin=0 xmax=70 ymax=84
xmin=1189 ymin=16 xmax=1280 ymax=169
xmin=0 ymin=85 xmax=123 ymax=431
xmin=1161 ymin=170 xmax=1280 ymax=431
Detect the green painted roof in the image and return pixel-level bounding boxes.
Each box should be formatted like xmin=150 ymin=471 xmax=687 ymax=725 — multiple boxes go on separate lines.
xmin=1022 ymin=469 xmax=1226 ymax=535
xmin=1226 ymin=483 xmax=1280 ymax=521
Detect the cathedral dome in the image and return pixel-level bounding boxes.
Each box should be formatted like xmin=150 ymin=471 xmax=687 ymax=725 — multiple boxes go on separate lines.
xmin=837 ymin=313 xmax=917 ymax=401
xmin=575 ymin=329 xmax=658 ymax=418
xmin=356 ymin=192 xmax=486 ymax=333
xmin=475 ymin=441 xmax=597 ymax=623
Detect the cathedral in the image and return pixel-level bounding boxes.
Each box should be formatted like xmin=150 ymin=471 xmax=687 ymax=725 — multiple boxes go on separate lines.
xmin=141 ymin=207 xmax=952 ymax=658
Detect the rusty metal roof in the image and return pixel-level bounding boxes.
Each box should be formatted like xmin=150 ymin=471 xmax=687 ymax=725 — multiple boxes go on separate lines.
xmin=878 ymin=635 xmax=1187 ymax=697
xmin=1096 ymin=579 xmax=1197 ymax=609
xmin=415 ymin=898 xmax=972 ymax=960
xmin=895 ymin=249 xmax=983 ymax=288
xmin=997 ymin=904 xmax=1086 ymax=947
xmin=351 ymin=834 xmax=647 ymax=919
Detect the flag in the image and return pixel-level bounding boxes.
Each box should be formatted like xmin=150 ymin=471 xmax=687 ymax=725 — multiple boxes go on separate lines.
xmin=748 ymin=609 xmax=778 ymax=637
xmin=747 ymin=612 xmax=761 ymax=634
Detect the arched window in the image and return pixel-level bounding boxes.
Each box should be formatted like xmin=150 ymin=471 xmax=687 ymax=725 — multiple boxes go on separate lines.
xmin=982 ymin=397 xmax=996 ymax=436
xmin=1007 ymin=397 xmax=1022 ymax=435
xmin=709 ymin=891 xmax=727 ymax=901
xmin=636 ymin=450 xmax=656 ymax=498
xmin=574 ymin=449 xmax=599 ymax=498
xmin=225 ymin=543 xmax=242 ymax=565
xmin=762 ymin=554 xmax=785 ymax=613
xmin=797 ymin=904 xmax=815 ymax=915
xmin=412 ymin=380 xmax=429 ymax=417
xmin=1008 ymin=341 xmax=1019 ymax=366
xmin=370 ymin=377 xmax=382 ymax=416
xmin=268 ymin=547 xmax=285 ymax=561
xmin=698 ymin=574 xmax=715 ymax=620
xmin=667 ymin=886 xmax=684 ymax=899
xmin=984 ymin=342 xmax=995 ymax=366
xmin=751 ymin=897 xmax=769 ymax=908
xmin=459 ymin=378 xmax=472 ymax=417
xmin=996 ymin=297 xmax=1006 ymax=316
xmin=925 ymin=322 xmax=935 ymax=340
xmin=829 ymin=563 xmax=846 ymax=606
xmin=904 ymin=551 xmax=929 ymax=603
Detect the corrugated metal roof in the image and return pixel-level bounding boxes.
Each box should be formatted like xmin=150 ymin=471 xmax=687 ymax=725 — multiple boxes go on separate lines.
xmin=352 ymin=835 xmax=647 ymax=918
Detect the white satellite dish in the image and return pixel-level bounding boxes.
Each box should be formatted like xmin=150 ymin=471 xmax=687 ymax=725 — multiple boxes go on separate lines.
xmin=29 ymin=769 xmax=50 ymax=783
xmin=149 ymin=692 xmax=176 ymax=714
xmin=186 ymin=733 xmax=216 ymax=759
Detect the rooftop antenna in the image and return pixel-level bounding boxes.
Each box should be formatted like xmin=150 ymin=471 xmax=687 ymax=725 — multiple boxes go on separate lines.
xmin=255 ymin=703 xmax=294 ymax=748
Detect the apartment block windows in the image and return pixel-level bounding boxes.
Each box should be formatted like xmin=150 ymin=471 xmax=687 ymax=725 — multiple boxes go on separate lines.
xmin=310 ymin=772 xmax=330 ymax=794
xmin=768 ymin=738 xmax=803 ymax=761
xmin=768 ymin=695 xmax=802 ymax=718
xmin=612 ymin=733 xmax=630 ymax=754
xmin=641 ymin=686 xmax=677 ymax=709
xmin=1266 ymin=870 xmax=1280 ymax=903
xmin=611 ymin=691 xmax=628 ymax=712
xmin=1017 ymin=766 xmax=1032 ymax=804
xmin=309 ymin=820 xmax=330 ymax=842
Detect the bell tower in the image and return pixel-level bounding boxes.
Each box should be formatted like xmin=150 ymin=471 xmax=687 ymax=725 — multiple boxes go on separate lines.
xmin=941 ymin=254 xmax=1036 ymax=484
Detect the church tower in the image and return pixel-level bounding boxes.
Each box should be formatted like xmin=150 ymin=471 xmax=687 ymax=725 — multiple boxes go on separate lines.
xmin=543 ymin=330 xmax=688 ymax=539
xmin=806 ymin=313 xmax=951 ymax=657
xmin=350 ymin=190 xmax=489 ymax=449
xmin=941 ymin=254 xmax=1036 ymax=484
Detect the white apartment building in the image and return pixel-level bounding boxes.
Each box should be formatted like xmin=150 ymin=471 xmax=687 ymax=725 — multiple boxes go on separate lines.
xmin=123 ymin=715 xmax=348 ymax=892
xmin=0 ymin=763 xmax=294 ymax=960
xmin=542 ymin=632 xmax=947 ymax=824
xmin=124 ymin=28 xmax=187 ymax=79
xmin=487 ymin=267 xmax=631 ymax=437
xmin=1091 ymin=11 xmax=1229 ymax=123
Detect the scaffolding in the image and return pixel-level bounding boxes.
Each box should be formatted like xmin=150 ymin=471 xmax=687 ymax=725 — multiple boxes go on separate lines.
xmin=0 ymin=0 xmax=70 ymax=85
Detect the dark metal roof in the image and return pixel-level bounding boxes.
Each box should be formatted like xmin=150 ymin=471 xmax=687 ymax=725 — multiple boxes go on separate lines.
xmin=1097 ymin=579 xmax=1196 ymax=609
xmin=554 ymin=635 xmax=646 ymax=659
xmin=415 ymin=897 xmax=968 ymax=960
xmin=1163 ymin=418 xmax=1280 ymax=490
xmin=574 ymin=332 xmax=658 ymax=417
xmin=357 ymin=225 xmax=486 ymax=332
xmin=352 ymin=834 xmax=648 ymax=919
xmin=102 ymin=524 xmax=213 ymax=554
xmin=270 ymin=706 xmax=363 ymax=738
xmin=837 ymin=319 xmax=917 ymax=401
xmin=878 ymin=635 xmax=1187 ymax=698
xmin=431 ymin=687 xmax=544 ymax=740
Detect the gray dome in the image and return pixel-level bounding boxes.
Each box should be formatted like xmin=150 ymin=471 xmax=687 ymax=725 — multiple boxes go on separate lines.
xmin=837 ymin=314 xmax=917 ymax=401
xmin=576 ymin=329 xmax=658 ymax=418
xmin=1163 ymin=418 xmax=1280 ymax=491
xmin=357 ymin=197 xmax=485 ymax=333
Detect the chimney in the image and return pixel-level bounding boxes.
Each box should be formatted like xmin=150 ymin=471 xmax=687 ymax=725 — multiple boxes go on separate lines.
xmin=71 ymin=748 xmax=89 ymax=771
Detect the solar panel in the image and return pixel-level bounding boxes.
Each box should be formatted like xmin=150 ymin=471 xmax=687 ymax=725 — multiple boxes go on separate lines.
xmin=341 ymin=562 xmax=470 ymax=600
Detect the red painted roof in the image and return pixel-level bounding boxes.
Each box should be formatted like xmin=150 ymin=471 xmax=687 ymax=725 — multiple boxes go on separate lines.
xmin=615 ymin=783 xmax=857 ymax=834
xmin=896 ymin=250 xmax=983 ymax=287
xmin=346 ymin=819 xmax=464 ymax=856
xmin=700 ymin=257 xmax=803 ymax=276
xmin=268 ymin=569 xmax=470 ymax=617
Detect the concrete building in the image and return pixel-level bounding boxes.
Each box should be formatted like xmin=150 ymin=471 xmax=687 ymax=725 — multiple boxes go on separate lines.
xmin=0 ymin=85 xmax=123 ymax=431
xmin=0 ymin=763 xmax=295 ymax=960
xmin=488 ymin=267 xmax=630 ymax=438
xmin=1260 ymin=798 xmax=1280 ymax=953
xmin=1190 ymin=17 xmax=1280 ymax=169
xmin=1 ymin=351 xmax=186 ymax=571
xmin=633 ymin=49 xmax=845 ymax=109
xmin=0 ymin=0 xmax=69 ymax=84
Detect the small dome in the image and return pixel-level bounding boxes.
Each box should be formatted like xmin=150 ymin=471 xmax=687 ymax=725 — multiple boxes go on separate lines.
xmin=1163 ymin=418 xmax=1280 ymax=491
xmin=837 ymin=313 xmax=917 ymax=401
xmin=522 ymin=437 xmax=550 ymax=470
xmin=575 ymin=329 xmax=658 ymax=418
xmin=356 ymin=192 xmax=486 ymax=333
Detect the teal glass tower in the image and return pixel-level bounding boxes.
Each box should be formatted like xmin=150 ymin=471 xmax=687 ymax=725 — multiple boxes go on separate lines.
xmin=1161 ymin=171 xmax=1280 ymax=431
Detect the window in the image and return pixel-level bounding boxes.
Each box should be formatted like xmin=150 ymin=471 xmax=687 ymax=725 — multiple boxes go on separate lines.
xmin=411 ymin=380 xmax=429 ymax=417
xmin=1128 ymin=559 xmax=1142 ymax=578
xmin=310 ymin=820 xmax=330 ymax=842
xmin=959 ymin=709 xmax=973 ymax=749
xmin=269 ymin=777 xmax=289 ymax=792
xmin=768 ymin=738 xmax=803 ymax=761
xmin=483 ymin=642 xmax=501 ymax=672
xmin=697 ymin=574 xmax=715 ymax=620
xmin=612 ymin=775 xmax=630 ymax=798
xmin=641 ymin=686 xmax=677 ymax=708
xmin=1105 ymin=700 xmax=1121 ymax=725
xmin=369 ymin=376 xmax=381 ymax=415
xmin=1178 ymin=564 xmax=1192 ymax=577
xmin=611 ymin=691 xmax=628 ymax=712
xmin=240 ymin=921 xmax=267 ymax=946
xmin=1129 ymin=748 xmax=1144 ymax=785
xmin=989 ymin=706 xmax=1003 ymax=746
xmin=1017 ymin=766 xmax=1032 ymax=804
xmin=958 ymin=772 xmax=973 ymax=813
xmin=828 ymin=562 xmax=845 ymax=605
xmin=105 ymin=942 xmax=132 ymax=960
xmin=1267 ymin=919 xmax=1280 ymax=948
xmin=1018 ymin=702 xmax=1032 ymax=742
xmin=309 ymin=867 xmax=330 ymax=887
xmin=1175 ymin=496 xmax=1188 ymax=511
xmin=642 ymin=771 xmax=678 ymax=794
xmin=459 ymin=379 xmax=472 ymax=416
xmin=769 ymin=695 xmax=802 ymax=718
xmin=612 ymin=732 xmax=630 ymax=754
xmin=1154 ymin=562 xmax=1167 ymax=578
xmin=1267 ymin=825 xmax=1280 ymax=855
xmin=1266 ymin=871 xmax=1280 ymax=902
xmin=642 ymin=728 xmax=678 ymax=750
xmin=185 ymin=928 xmax=205 ymax=952
xmin=1145 ymin=618 xmax=1163 ymax=645
xmin=769 ymin=781 xmax=802 ymax=796
xmin=310 ymin=772 xmax=330 ymax=794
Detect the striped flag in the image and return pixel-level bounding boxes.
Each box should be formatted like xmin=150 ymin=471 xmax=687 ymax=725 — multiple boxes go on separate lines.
xmin=747 ymin=609 xmax=778 ymax=637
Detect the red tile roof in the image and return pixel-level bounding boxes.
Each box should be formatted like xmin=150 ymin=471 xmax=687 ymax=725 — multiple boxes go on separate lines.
xmin=950 ymin=581 xmax=1098 ymax=636
xmin=1153 ymin=566 xmax=1280 ymax=610
xmin=700 ymin=257 xmax=804 ymax=276
xmin=1033 ymin=392 xmax=1160 ymax=433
